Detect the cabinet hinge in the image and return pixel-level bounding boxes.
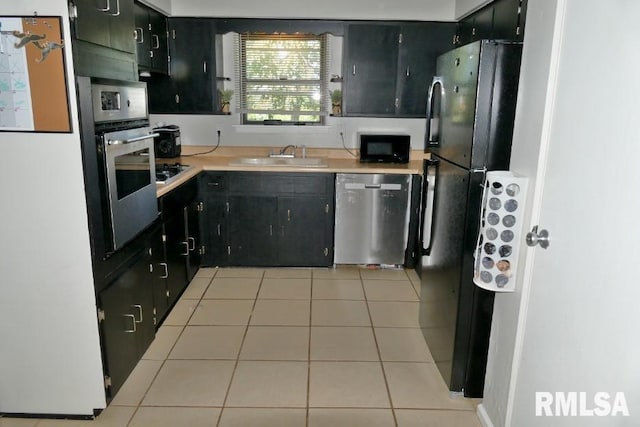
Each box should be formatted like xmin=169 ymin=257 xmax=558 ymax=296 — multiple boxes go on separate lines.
xmin=171 ymin=29 xmax=176 ymax=39
xmin=198 ymin=246 xmax=206 ymax=255
xmin=325 ymin=204 xmax=329 ymax=214
xmin=197 ymin=201 xmax=205 ymax=212
xmin=516 ymin=26 xmax=521 ymax=36
xmin=104 ymin=375 xmax=112 ymax=390
xmin=395 ymin=98 xmax=399 ymax=108
xmin=149 ymin=263 xmax=153 ymax=274
xmin=153 ymin=308 xmax=157 ymax=326
xmin=227 ymin=246 xmax=231 ymax=255
xmin=148 ymin=23 xmax=152 ymax=31
xmin=166 ymin=290 xmax=170 ymax=298
xmin=97 ymin=308 xmax=106 ymax=322
xmin=324 ymin=248 xmax=329 ymax=257
xmin=226 ymin=202 xmax=230 ymax=213
xmin=162 ymin=234 xmax=167 ymax=243
xmin=69 ymin=3 xmax=78 ymax=19
xmin=399 ymin=33 xmax=403 ymax=44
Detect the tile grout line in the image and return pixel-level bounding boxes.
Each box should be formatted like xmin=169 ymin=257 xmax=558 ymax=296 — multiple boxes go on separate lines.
xmin=306 ymin=271 xmax=315 ymax=427
xmin=215 ymin=269 xmax=266 ymax=427
xmin=360 ymin=268 xmax=399 ymax=427
xmin=122 ymin=269 xmax=218 ymax=427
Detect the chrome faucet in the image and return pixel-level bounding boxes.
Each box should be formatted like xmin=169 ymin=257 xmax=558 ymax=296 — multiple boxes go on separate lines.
xmin=269 ymin=144 xmax=297 ymax=158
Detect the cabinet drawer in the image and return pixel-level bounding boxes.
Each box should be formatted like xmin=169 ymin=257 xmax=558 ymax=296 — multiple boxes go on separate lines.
xmin=227 ymin=172 xmax=331 ymax=195
xmin=199 ymin=172 xmax=227 ymax=192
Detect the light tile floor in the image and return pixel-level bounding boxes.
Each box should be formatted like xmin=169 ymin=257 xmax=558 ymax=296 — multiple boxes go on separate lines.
xmin=1 ymin=267 xmax=482 ymax=427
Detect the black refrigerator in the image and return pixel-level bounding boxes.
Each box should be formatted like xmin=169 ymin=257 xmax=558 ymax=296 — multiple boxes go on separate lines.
xmin=419 ymin=40 xmax=522 ymax=397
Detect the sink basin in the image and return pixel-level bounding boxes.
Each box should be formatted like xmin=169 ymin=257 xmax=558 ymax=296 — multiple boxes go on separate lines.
xmin=230 ymin=157 xmax=328 ymax=168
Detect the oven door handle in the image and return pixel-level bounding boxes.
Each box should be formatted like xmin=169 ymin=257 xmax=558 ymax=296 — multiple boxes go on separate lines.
xmin=107 ymin=132 xmax=159 ymax=145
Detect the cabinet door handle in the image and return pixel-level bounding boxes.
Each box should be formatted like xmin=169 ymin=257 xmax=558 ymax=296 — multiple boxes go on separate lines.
xmin=287 ymin=209 xmax=291 ymax=222
xmin=152 ymin=34 xmax=160 ymax=49
xmin=406 ymin=66 xmax=410 ymax=77
xmin=217 ymin=224 xmax=221 ymax=236
xmin=123 ymin=314 xmax=137 ymax=333
xmin=352 ymin=64 xmax=356 ymax=76
xmin=175 ymin=94 xmax=180 ymax=104
xmin=159 ymin=262 xmax=168 ymax=279
xmin=132 ymin=304 xmax=143 ymax=323
xmin=97 ymin=0 xmax=110 ymax=12
xmin=134 ymin=28 xmax=144 ymax=43
xmin=188 ymin=237 xmax=196 ymax=251
xmin=181 ymin=241 xmax=189 ymax=256
xmin=203 ymin=61 xmax=207 ymax=73
xmin=110 ymin=0 xmax=120 ymax=16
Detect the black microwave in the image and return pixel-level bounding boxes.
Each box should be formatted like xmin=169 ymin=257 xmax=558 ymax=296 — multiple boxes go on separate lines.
xmin=359 ymin=134 xmax=410 ymax=164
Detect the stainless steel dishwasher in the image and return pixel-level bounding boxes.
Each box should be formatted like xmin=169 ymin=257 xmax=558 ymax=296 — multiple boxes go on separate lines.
xmin=334 ymin=173 xmax=411 ymax=265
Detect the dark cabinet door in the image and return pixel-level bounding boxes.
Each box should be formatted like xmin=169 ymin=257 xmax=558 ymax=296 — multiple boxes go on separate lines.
xmin=109 ymin=0 xmax=135 ymax=53
xmin=134 ymin=2 xmax=151 ymax=69
xmin=99 ymin=249 xmax=154 ymax=398
xmin=343 ymin=24 xmax=400 ymax=116
xmin=227 ymin=196 xmax=278 ymax=266
xmin=169 ymin=18 xmax=216 ymax=113
xmin=74 ymin=0 xmax=111 ymax=47
xmin=75 ymin=0 xmax=135 ymax=53
xmin=163 ymin=214 xmax=188 ymax=307
xmin=149 ymin=9 xmax=168 ymax=73
xmin=278 ymin=196 xmax=332 ymax=267
xmin=201 ymin=195 xmax=228 ymax=266
xmin=146 ymin=74 xmax=178 ymax=113
xmin=184 ymin=201 xmax=201 ymax=281
xmin=492 ymin=0 xmax=521 ymax=40
xmin=149 ymin=226 xmax=169 ymax=323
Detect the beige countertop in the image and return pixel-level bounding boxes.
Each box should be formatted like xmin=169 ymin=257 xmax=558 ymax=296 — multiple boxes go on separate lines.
xmin=156 ymin=146 xmax=427 ymax=197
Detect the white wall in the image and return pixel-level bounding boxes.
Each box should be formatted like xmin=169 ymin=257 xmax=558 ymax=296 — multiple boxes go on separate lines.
xmin=478 ymin=1 xmax=560 ymax=426
xmin=0 ymin=0 xmax=106 ymax=416
xmin=170 ymin=0 xmax=455 ymax=21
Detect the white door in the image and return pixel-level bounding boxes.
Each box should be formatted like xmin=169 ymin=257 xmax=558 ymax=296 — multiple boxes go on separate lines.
xmin=500 ymin=0 xmax=640 ymax=426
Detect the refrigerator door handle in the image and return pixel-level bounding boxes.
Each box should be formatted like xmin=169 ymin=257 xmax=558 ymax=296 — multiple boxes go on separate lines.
xmin=420 ymin=158 xmax=440 ymax=256
xmin=425 ymin=77 xmax=444 ymax=147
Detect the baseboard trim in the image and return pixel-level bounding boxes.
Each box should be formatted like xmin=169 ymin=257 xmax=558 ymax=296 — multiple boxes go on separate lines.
xmin=477 ymin=403 xmax=496 ymax=427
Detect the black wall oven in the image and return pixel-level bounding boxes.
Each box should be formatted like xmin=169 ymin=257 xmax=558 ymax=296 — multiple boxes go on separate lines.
xmin=78 ymin=77 xmax=159 ymax=276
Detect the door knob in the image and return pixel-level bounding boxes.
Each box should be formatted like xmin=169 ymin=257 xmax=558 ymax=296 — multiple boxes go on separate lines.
xmin=526 ymin=225 xmax=550 ymax=249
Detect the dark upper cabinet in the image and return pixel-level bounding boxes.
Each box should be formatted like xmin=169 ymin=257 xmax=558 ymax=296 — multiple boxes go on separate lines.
xmin=146 ymin=18 xmax=218 ymax=114
xmin=73 ymin=0 xmax=136 ymax=53
xmin=454 ymin=0 xmax=525 ymax=46
xmin=134 ymin=2 xmax=168 ymax=74
xmin=343 ymin=24 xmax=400 ymax=116
xmin=396 ymin=23 xmax=456 ymax=116
xmin=343 ymin=23 xmax=455 ymax=117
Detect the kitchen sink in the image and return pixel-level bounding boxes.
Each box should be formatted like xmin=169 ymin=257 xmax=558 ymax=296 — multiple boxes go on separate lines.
xmin=229 ymin=157 xmax=329 ymax=168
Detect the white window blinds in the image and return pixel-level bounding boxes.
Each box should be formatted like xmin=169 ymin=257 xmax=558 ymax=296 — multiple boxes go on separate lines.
xmin=236 ymin=33 xmax=328 ymax=124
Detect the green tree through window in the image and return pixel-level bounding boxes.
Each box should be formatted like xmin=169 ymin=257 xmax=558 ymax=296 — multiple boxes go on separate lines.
xmin=239 ymin=34 xmax=327 ymax=124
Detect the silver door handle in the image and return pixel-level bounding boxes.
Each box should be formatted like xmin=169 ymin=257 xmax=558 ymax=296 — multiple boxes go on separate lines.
xmin=426 ymin=77 xmax=444 ymax=145
xmin=188 ymin=237 xmax=196 ymax=251
xmin=352 ymin=64 xmax=356 ymax=76
xmin=97 ymin=0 xmax=110 ymax=12
xmin=110 ymin=0 xmax=120 ymax=16
xmin=526 ymin=226 xmax=550 ymax=249
xmin=152 ymin=34 xmax=160 ymax=49
xmin=159 ymin=262 xmax=168 ymax=278
xmin=217 ymin=224 xmax=221 ymax=236
xmin=134 ymin=28 xmax=144 ymax=43
xmin=181 ymin=241 xmax=189 ymax=256
xmin=132 ymin=304 xmax=143 ymax=323
xmin=123 ymin=314 xmax=137 ymax=333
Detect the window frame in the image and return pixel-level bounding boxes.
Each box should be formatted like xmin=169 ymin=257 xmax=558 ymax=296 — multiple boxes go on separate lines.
xmin=237 ymin=33 xmax=329 ymax=125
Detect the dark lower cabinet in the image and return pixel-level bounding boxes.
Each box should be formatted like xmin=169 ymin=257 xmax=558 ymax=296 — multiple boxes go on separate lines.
xmin=159 ymin=177 xmax=201 ymax=308
xmin=98 ymin=248 xmax=154 ymax=399
xmin=278 ymin=195 xmax=334 ymax=266
xmin=149 ymin=226 xmax=170 ymax=323
xmin=199 ymin=172 xmax=335 ymax=267
xmin=227 ymin=195 xmax=279 ymax=266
